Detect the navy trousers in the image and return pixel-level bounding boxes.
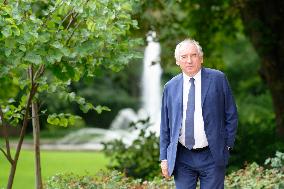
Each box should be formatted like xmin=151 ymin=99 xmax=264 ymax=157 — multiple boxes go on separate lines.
xmin=173 ymin=143 xmax=225 ymax=189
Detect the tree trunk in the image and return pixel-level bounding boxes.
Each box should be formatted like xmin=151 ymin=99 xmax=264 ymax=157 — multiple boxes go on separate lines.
xmin=6 ymin=66 xmax=39 ymax=189
xmin=239 ymin=0 xmax=284 ymax=138
xmin=266 ymin=69 xmax=284 ymax=137
xmin=32 ymin=101 xmax=43 ymax=189
xmin=6 ymin=90 xmax=35 ymax=189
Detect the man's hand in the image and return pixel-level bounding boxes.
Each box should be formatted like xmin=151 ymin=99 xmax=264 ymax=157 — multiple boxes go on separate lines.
xmin=160 ymin=160 xmax=170 ymax=179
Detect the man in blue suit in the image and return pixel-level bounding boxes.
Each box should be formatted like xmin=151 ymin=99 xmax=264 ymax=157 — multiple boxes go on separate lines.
xmin=160 ymin=38 xmax=238 ymax=189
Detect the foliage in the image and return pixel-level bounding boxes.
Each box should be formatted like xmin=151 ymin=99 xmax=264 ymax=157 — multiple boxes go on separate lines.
xmin=102 ymin=118 xmax=160 ymax=180
xmin=133 ymin=0 xmax=284 ymax=138
xmin=0 ymin=0 xmax=142 ymax=126
xmin=45 ymin=173 xmax=98 ymax=189
xmin=45 ymin=152 xmax=284 ymax=189
xmin=225 ymin=162 xmax=284 ymax=189
xmin=56 ymin=59 xmax=142 ymax=128
xmin=0 ymin=0 xmax=141 ymax=188
xmin=131 ymin=1 xmax=242 ymax=71
xmin=222 ymin=35 xmax=284 ymax=169
xmin=45 ymin=171 xmax=175 ymax=189
xmin=265 ymin=151 xmax=284 ymax=170
xmin=226 ymin=151 xmax=284 ymax=188
xmin=132 ymin=0 xmax=284 ymax=169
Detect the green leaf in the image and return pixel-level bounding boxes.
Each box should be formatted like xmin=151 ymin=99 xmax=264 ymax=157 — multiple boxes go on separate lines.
xmin=50 ymin=65 xmax=68 ymax=81
xmin=24 ymin=52 xmax=42 ymax=64
xmin=68 ymin=92 xmax=76 ymax=101
xmin=68 ymin=116 xmax=75 ymax=125
xmin=19 ymin=45 xmax=26 ymax=52
xmin=75 ymin=41 xmax=95 ymax=56
xmin=47 ymin=113 xmax=81 ymax=127
xmin=121 ymin=3 xmax=132 ymax=11
xmin=16 ymin=37 xmax=26 ymax=45
xmin=86 ymin=18 xmax=96 ymax=31
xmin=60 ymin=117 xmax=68 ymax=127
xmin=132 ymin=20 xmax=138 ymax=29
xmin=94 ymin=105 xmax=111 ymax=114
xmin=38 ymin=33 xmax=51 ymax=43
xmin=11 ymin=25 xmax=20 ymax=36
xmin=0 ymin=6 xmax=11 ymax=16
xmin=29 ymin=31 xmax=39 ymax=38
xmin=2 ymin=25 xmax=12 ymax=37
xmin=23 ymin=32 xmax=33 ymax=42
xmin=5 ymin=49 xmax=12 ymax=57
xmin=47 ymin=115 xmax=60 ymax=125
xmin=60 ymin=47 xmax=70 ymax=56
xmin=76 ymin=97 xmax=85 ymax=105
xmin=5 ymin=18 xmax=15 ymax=24
xmin=47 ymin=49 xmax=63 ymax=63
xmin=73 ymin=67 xmax=81 ymax=82
xmin=5 ymin=38 xmax=16 ymax=49
xmin=13 ymin=52 xmax=25 ymax=64
xmin=51 ymin=41 xmax=63 ymax=49
xmin=80 ymin=102 xmax=94 ymax=113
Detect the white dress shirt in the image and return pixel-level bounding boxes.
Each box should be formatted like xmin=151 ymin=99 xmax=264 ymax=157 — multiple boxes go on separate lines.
xmin=179 ymin=70 xmax=209 ymax=149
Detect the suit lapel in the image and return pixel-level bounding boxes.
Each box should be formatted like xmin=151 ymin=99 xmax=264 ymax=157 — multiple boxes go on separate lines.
xmin=175 ymin=74 xmax=183 ymax=112
xmin=201 ymin=68 xmax=211 ymax=107
xmin=174 ymin=74 xmax=183 ymax=130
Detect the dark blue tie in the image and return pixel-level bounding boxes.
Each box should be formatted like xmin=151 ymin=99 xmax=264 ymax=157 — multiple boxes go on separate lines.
xmin=185 ymin=78 xmax=195 ymax=149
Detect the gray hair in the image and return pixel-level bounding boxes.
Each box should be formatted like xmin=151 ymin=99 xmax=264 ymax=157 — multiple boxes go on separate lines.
xmin=174 ymin=38 xmax=203 ymax=60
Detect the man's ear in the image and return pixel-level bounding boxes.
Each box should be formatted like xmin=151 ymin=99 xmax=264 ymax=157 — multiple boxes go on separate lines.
xmin=200 ymin=56 xmax=203 ymax=64
xmin=176 ymin=61 xmax=180 ymax=66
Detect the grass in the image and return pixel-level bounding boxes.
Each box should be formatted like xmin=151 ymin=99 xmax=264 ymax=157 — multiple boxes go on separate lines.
xmin=0 ymin=149 xmax=109 ymax=189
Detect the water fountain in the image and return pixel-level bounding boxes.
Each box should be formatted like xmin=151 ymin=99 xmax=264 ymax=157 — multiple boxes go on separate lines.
xmin=141 ymin=31 xmax=162 ymax=133
xmin=109 ymin=30 xmax=162 ymax=134
xmin=43 ymin=31 xmax=162 ymax=151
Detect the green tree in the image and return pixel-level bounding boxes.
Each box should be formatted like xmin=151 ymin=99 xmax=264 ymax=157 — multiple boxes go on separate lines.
xmin=237 ymin=0 xmax=284 ymax=137
xmin=122 ymin=0 xmax=284 ymax=168
xmin=132 ymin=0 xmax=284 ymax=137
xmin=0 ymin=0 xmax=141 ymax=188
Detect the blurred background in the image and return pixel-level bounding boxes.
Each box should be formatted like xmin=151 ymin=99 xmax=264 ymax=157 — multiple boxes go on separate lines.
xmin=1 ymin=0 xmax=284 ymax=188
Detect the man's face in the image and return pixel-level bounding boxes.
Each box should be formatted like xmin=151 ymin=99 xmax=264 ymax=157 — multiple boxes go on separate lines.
xmin=176 ymin=43 xmax=203 ymax=77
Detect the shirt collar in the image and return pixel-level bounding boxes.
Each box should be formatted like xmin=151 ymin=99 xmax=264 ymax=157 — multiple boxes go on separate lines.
xmin=183 ymin=69 xmax=201 ymax=82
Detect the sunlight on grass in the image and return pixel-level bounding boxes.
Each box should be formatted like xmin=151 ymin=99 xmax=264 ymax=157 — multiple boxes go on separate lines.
xmin=0 ymin=149 xmax=109 ymax=189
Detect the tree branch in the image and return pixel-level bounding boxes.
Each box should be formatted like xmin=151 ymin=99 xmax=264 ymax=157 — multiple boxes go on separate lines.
xmin=0 ymin=106 xmax=12 ymax=163
xmin=6 ymin=66 xmax=39 ymax=189
xmin=27 ymin=112 xmax=46 ymax=120
xmin=66 ymin=12 xmax=78 ymax=30
xmin=13 ymin=67 xmax=39 ymax=163
xmin=66 ymin=20 xmax=83 ymax=45
xmin=0 ymin=148 xmax=13 ymax=164
xmin=61 ymin=9 xmax=75 ymax=27
xmin=43 ymin=0 xmax=65 ymax=26
xmin=66 ymin=0 xmax=90 ymax=30
xmin=28 ymin=65 xmax=34 ymax=85
xmin=33 ymin=64 xmax=45 ymax=82
xmin=0 ymin=148 xmax=8 ymax=158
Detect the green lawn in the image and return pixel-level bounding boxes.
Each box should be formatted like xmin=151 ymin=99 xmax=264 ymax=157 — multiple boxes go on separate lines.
xmin=0 ymin=149 xmax=109 ymax=189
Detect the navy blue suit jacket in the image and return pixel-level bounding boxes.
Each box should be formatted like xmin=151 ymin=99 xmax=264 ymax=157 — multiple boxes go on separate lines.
xmin=159 ymin=67 xmax=238 ymax=176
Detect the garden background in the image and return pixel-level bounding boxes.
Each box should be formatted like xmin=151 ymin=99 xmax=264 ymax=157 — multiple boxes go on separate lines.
xmin=1 ymin=0 xmax=284 ymax=188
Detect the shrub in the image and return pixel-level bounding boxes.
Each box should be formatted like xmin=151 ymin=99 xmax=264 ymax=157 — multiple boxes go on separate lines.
xmin=265 ymin=151 xmax=284 ymax=171
xmin=45 ymin=154 xmax=284 ymax=189
xmin=45 ymin=173 xmax=98 ymax=189
xmin=102 ymin=118 xmax=160 ymax=180
xmin=45 ymin=171 xmax=175 ymax=189
xmin=225 ymin=151 xmax=284 ymax=189
xmin=225 ymin=163 xmax=284 ymax=188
